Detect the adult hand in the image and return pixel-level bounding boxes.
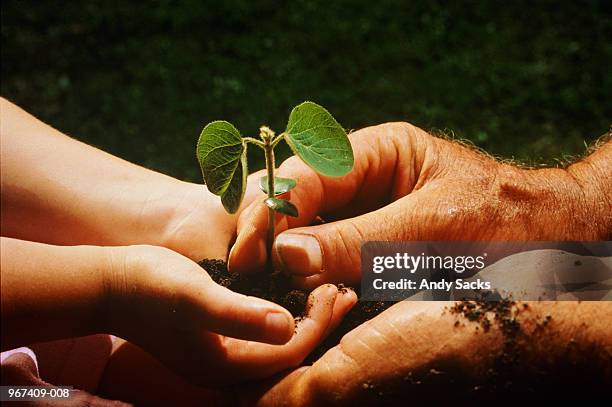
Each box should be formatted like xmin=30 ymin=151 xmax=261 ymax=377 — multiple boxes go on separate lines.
xmin=229 ymin=122 xmax=610 ymax=287
xmin=244 ymin=300 xmax=612 ymax=405
xmin=225 ymin=122 xmax=610 ymax=404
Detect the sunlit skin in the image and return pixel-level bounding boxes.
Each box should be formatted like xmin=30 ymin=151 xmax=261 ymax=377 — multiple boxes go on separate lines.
xmin=248 ymin=301 xmax=612 ymax=405
xmin=1 ymin=98 xmax=610 ymax=404
xmin=228 ymin=122 xmax=611 ymax=404
xmin=0 ymin=98 xmax=356 ymax=404
xmin=230 ymin=122 xmax=610 ymax=281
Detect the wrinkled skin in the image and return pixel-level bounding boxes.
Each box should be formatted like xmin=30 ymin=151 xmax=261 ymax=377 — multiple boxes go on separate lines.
xmin=230 ymin=122 xmax=610 ymax=285
xmin=246 ymin=300 xmax=612 ymax=405
xmin=227 ymin=123 xmax=611 ymax=404
xmin=3 ymin=97 xmax=610 ymax=404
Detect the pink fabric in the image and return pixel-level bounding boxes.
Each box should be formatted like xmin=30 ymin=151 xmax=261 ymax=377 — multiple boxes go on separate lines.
xmin=1 ymin=335 xmax=116 ymax=392
xmin=1 ymin=347 xmax=39 ymax=367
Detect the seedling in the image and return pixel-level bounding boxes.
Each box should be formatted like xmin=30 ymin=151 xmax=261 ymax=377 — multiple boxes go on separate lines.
xmin=196 ymin=101 xmax=354 ymax=255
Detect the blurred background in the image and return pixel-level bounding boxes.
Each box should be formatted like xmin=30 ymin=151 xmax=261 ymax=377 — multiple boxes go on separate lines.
xmin=2 ymin=0 xmax=610 ymax=181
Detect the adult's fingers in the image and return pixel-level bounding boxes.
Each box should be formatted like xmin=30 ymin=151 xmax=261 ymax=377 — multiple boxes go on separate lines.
xmin=229 ymin=122 xmax=425 ymax=274
xmin=274 ymin=190 xmax=433 ymax=289
xmin=246 ymin=302 xmax=453 ymax=406
xmin=203 ymin=284 xmax=357 ymax=385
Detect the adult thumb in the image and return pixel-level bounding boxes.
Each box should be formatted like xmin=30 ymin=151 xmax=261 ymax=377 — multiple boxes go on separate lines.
xmin=271 ymin=195 xmax=423 ymax=290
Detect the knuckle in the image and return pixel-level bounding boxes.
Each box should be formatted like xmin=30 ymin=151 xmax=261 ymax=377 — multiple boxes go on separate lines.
xmin=326 ymin=223 xmax=361 ymax=282
xmin=373 ymin=121 xmax=413 ymax=135
xmin=389 ymin=121 xmax=415 ymax=136
xmin=307 ymin=373 xmax=337 ymax=404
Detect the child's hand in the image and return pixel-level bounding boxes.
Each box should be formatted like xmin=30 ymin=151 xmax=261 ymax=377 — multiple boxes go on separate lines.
xmin=0 ymin=97 xmax=264 ymax=263
xmin=154 ymin=170 xmax=267 ymax=262
xmin=104 ymin=245 xmax=356 ymax=385
xmin=1 ymin=99 xmax=358 ymax=387
xmin=1 ymin=238 xmax=355 ymax=386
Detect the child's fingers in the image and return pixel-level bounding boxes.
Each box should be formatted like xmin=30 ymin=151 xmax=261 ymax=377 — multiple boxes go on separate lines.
xmin=183 ymin=274 xmax=296 ymax=345
xmin=204 ymin=284 xmax=356 ymax=384
xmin=133 ymin=248 xmax=297 ymax=346
xmin=324 ymin=287 xmax=358 ymax=337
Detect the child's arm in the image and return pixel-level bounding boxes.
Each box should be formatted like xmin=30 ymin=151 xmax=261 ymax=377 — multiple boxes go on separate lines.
xmin=0 ymin=97 xmax=250 ymax=261
xmin=1 ymin=237 xmax=109 ymax=349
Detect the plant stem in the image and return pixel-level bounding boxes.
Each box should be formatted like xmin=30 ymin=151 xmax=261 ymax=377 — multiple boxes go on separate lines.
xmin=243 ymin=137 xmax=265 ymax=148
xmin=271 ymin=132 xmax=286 ymax=148
xmin=261 ymin=129 xmax=276 ymax=263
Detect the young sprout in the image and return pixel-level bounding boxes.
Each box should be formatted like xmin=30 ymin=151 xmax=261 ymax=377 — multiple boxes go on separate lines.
xmin=197 ymin=101 xmax=354 ymax=257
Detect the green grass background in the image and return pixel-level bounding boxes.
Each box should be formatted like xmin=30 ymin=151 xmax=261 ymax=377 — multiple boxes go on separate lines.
xmin=2 ymin=1 xmax=610 ymax=181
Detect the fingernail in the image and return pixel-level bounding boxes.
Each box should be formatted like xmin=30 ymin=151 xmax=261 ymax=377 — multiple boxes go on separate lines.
xmin=274 ymin=233 xmax=322 ymax=276
xmin=265 ymin=311 xmax=293 ymax=341
xmin=337 ymin=287 xmax=358 ymax=307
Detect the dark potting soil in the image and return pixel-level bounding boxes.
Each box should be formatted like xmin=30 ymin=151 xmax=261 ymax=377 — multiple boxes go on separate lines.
xmin=199 ymin=258 xmax=393 ymax=363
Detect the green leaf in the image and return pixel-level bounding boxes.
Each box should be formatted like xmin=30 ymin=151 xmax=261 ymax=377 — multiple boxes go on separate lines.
xmin=259 ymin=176 xmax=297 ymax=196
xmin=285 ymin=101 xmax=354 ymax=177
xmin=264 ymin=197 xmax=299 ymax=217
xmin=196 ymin=120 xmax=247 ymax=213
xmin=196 ymin=120 xmax=245 ymax=195
xmin=220 ymin=148 xmax=247 ymax=213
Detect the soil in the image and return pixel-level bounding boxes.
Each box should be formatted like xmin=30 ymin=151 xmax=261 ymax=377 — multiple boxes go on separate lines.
xmin=449 ymin=299 xmax=523 ymax=382
xmin=199 ymin=258 xmax=393 ymax=362
xmin=200 ymin=261 xmax=608 ymax=402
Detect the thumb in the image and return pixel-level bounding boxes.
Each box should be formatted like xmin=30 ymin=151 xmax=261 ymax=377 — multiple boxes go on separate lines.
xmin=228 ymin=122 xmax=423 ymax=275
xmin=227 ymin=156 xmax=330 ymax=274
xmin=271 ymin=194 xmax=426 ymax=290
